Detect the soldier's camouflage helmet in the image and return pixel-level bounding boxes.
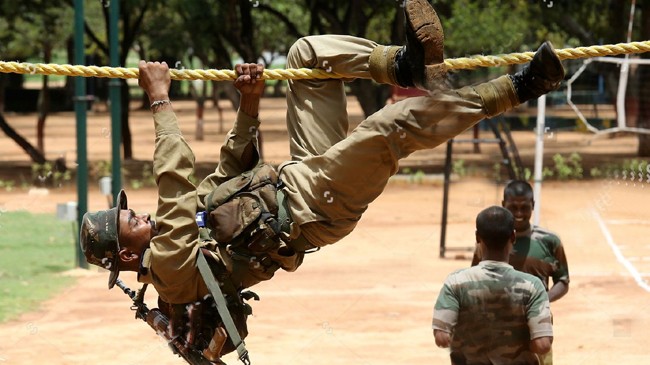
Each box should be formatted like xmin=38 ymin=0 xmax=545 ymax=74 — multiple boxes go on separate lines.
xmin=79 ymin=190 xmax=128 ymax=289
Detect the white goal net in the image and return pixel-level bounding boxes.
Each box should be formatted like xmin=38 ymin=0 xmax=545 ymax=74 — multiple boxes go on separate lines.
xmin=567 ymin=56 xmax=650 ymax=135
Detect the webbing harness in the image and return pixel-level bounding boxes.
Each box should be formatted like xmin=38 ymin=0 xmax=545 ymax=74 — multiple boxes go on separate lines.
xmin=276 ymin=188 xmax=319 ymax=253
xmin=196 ymin=253 xmax=251 ymax=365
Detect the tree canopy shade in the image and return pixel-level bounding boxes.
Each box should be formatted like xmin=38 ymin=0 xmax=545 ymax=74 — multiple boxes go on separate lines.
xmin=0 ymin=0 xmax=72 ymax=162
xmin=3 ymin=0 xmax=650 ymax=158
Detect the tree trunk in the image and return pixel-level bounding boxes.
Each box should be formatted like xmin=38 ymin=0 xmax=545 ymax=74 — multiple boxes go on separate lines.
xmin=196 ymin=100 xmax=205 ymax=141
xmin=0 ymin=113 xmax=46 ymax=164
xmin=209 ymin=35 xmax=239 ymax=109
xmin=0 ymin=75 xmax=6 ymax=113
xmin=64 ymin=37 xmax=75 ymax=109
xmin=235 ymin=0 xmax=257 ymax=62
xmin=211 ymin=82 xmax=225 ymax=134
xmin=193 ymin=80 xmax=207 ymax=141
xmin=349 ymin=79 xmax=392 ymax=118
xmin=638 ymin=2 xmax=650 ymax=156
xmin=36 ymin=78 xmax=50 ymax=155
xmin=136 ymin=42 xmax=150 ymax=110
xmin=37 ymin=45 xmax=53 ymax=154
xmin=120 ymin=80 xmax=133 ymax=159
xmin=222 ymin=82 xmax=241 ymax=111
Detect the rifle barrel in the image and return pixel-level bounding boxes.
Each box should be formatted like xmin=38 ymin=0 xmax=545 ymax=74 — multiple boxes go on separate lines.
xmin=115 ymin=278 xmax=136 ymax=300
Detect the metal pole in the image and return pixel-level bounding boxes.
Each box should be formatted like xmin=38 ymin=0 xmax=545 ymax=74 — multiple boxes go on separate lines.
xmin=439 ymin=140 xmax=453 ymax=258
xmin=109 ymin=0 xmax=122 ymax=206
xmin=487 ymin=119 xmax=516 ymax=180
xmin=617 ymin=0 xmax=636 ymax=129
xmin=533 ymin=95 xmax=546 ymax=226
xmin=74 ymin=0 xmax=88 ymax=269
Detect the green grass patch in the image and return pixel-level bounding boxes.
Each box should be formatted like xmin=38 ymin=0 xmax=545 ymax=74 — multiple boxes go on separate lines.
xmin=0 ymin=211 xmax=77 ymax=323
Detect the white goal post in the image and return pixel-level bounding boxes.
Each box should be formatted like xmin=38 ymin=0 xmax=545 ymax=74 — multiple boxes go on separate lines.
xmin=567 ymin=56 xmax=650 ymax=136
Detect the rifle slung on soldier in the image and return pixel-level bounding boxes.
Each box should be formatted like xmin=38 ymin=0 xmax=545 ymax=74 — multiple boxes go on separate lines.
xmin=115 ymin=279 xmax=218 ymax=365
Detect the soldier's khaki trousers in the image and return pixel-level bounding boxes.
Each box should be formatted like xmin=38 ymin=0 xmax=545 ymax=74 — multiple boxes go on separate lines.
xmin=279 ymin=35 xmax=515 ymax=247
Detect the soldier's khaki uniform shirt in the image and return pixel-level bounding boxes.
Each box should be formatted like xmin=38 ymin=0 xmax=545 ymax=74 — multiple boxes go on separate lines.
xmin=137 ymin=110 xmax=263 ymax=304
xmin=433 ymin=260 xmax=553 ymax=365
xmin=135 ymin=35 xmax=519 ymax=305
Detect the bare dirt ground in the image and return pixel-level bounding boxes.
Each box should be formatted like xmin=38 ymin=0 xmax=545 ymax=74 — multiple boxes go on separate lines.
xmin=1 ymin=97 xmax=650 ymax=364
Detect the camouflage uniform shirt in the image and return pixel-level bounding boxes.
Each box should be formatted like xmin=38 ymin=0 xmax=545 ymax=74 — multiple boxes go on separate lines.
xmin=432 ymin=260 xmax=553 ymax=365
xmin=472 ymin=226 xmax=570 ymax=291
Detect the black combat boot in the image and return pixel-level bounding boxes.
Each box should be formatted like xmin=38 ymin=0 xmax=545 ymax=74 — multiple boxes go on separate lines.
xmin=509 ymin=41 xmax=565 ymax=103
xmin=394 ymin=0 xmax=446 ymax=90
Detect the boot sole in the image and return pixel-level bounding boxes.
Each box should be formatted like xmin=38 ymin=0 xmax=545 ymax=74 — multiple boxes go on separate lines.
xmin=406 ymin=0 xmax=444 ymax=65
xmin=536 ymin=41 xmax=565 ymax=82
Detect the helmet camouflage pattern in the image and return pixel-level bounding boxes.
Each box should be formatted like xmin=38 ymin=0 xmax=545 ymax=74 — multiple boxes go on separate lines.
xmin=79 ymin=190 xmax=128 ymax=289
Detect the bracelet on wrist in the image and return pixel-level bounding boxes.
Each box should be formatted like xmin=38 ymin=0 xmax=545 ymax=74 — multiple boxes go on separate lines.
xmin=150 ymin=99 xmax=171 ymax=110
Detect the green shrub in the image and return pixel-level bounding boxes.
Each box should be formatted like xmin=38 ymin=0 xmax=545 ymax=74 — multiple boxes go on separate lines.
xmin=551 ymin=153 xmax=583 ymax=180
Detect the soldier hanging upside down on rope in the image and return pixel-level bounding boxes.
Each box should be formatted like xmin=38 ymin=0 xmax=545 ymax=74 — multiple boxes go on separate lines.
xmin=79 ymin=0 xmax=565 ymax=364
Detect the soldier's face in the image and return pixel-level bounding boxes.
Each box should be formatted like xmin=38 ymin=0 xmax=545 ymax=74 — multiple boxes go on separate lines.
xmin=503 ymin=196 xmax=533 ymax=232
xmin=118 ymin=209 xmax=158 ymax=251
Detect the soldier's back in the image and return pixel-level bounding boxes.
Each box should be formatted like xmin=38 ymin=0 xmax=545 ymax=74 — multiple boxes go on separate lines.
xmin=446 ymin=260 xmax=548 ymax=365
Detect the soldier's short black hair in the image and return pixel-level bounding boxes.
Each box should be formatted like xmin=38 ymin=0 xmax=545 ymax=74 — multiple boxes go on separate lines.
xmin=503 ymin=180 xmax=534 ymax=201
xmin=476 ymin=206 xmax=514 ymax=250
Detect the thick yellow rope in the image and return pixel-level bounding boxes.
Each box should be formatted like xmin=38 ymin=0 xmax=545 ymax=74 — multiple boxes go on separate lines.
xmin=2 ymin=40 xmax=650 ymax=81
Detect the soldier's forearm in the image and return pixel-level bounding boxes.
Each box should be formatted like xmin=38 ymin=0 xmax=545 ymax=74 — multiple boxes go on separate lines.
xmin=149 ymin=92 xmax=173 ymax=114
xmin=548 ymin=281 xmax=568 ymax=302
xmin=239 ymin=94 xmax=261 ymax=119
xmin=529 ymin=336 xmax=552 ymax=354
xmin=433 ymin=329 xmax=451 ymax=348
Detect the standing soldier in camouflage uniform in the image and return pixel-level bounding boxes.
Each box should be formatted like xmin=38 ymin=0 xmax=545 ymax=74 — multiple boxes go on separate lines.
xmin=433 ymin=206 xmax=553 ymax=365
xmin=471 ymin=180 xmax=569 ymax=365
xmin=79 ymin=0 xmax=565 ymax=363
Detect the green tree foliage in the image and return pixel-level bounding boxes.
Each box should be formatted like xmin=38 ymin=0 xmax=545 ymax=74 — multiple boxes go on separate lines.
xmin=4 ymin=0 xmax=650 ymax=158
xmin=0 ymin=0 xmax=72 ymax=162
xmin=81 ymin=0 xmax=163 ymax=159
xmin=0 ymin=0 xmax=72 ymax=91
xmin=444 ymin=0 xmax=530 ymax=56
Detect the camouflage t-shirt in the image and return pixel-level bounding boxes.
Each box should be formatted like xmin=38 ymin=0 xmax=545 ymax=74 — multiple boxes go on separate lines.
xmin=472 ymin=226 xmax=570 ymax=291
xmin=432 ymin=260 xmax=553 ymax=365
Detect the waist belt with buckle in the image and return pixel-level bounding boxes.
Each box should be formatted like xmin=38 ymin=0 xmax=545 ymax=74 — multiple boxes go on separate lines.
xmin=276 ymin=187 xmax=319 ymax=253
